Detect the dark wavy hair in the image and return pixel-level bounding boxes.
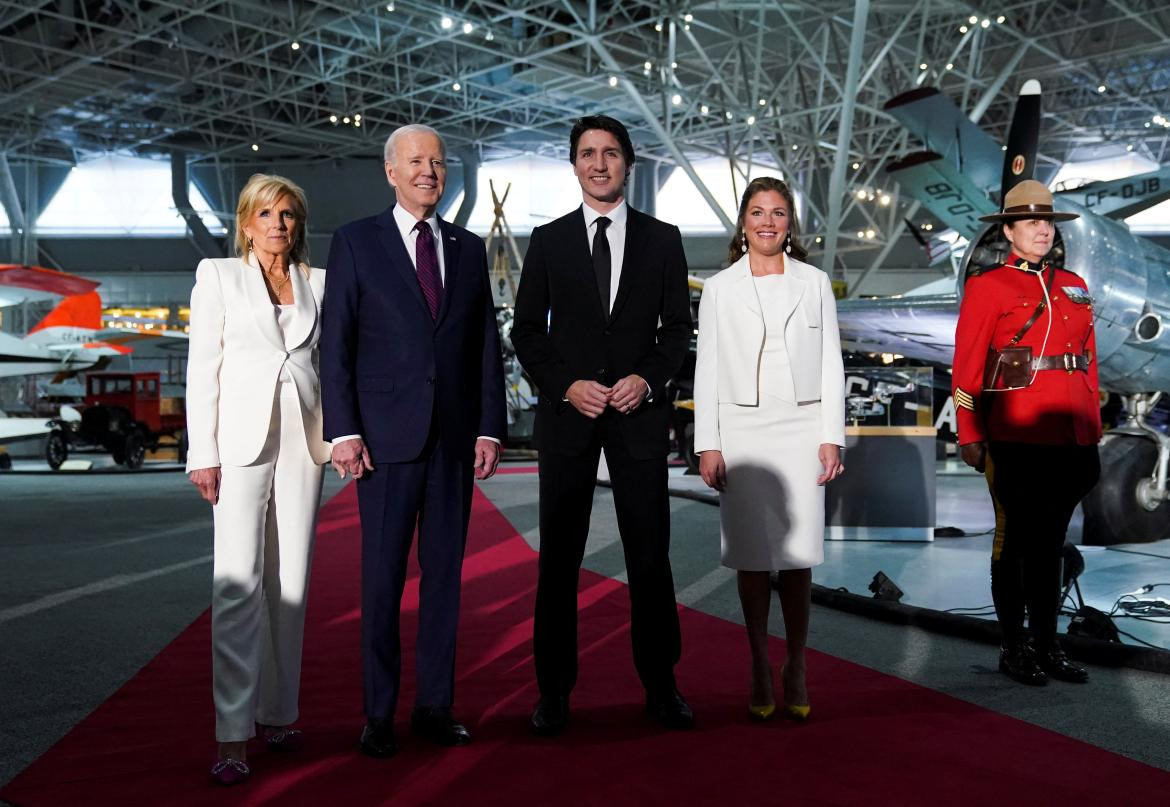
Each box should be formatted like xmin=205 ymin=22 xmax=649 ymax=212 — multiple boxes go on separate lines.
xmin=569 ymin=115 xmax=636 ymax=168
xmin=727 ymin=176 xmax=807 ymax=265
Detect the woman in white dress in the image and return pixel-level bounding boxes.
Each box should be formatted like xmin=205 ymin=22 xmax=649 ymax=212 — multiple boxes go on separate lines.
xmin=186 ymin=174 xmax=331 ymax=784
xmin=693 ymin=176 xmax=845 ymax=721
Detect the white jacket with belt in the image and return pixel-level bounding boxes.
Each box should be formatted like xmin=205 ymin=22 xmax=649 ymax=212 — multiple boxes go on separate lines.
xmin=185 ymin=255 xmax=331 ymax=471
xmin=693 ymin=252 xmax=846 ymax=452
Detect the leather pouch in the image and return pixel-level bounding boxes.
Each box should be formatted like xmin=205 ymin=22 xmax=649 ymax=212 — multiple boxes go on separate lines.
xmin=983 ymin=345 xmax=1033 ymax=390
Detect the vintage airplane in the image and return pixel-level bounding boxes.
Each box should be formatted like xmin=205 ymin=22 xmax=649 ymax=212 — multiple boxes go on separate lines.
xmin=837 ymin=82 xmax=1170 ymax=546
xmin=0 ymin=264 xmax=188 ymax=380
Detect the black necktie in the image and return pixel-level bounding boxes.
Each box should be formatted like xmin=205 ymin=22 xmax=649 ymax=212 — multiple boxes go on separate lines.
xmin=592 ymin=216 xmax=611 ymax=316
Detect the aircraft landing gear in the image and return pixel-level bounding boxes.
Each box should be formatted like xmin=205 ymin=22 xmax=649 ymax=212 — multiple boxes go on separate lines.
xmin=1082 ymin=392 xmax=1170 ymax=545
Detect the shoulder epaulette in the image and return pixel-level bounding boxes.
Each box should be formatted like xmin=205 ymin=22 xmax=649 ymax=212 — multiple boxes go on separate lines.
xmin=965 ymin=263 xmax=1003 ymax=281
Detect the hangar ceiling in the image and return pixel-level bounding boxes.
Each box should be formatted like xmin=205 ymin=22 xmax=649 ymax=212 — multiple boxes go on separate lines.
xmin=2 ymin=0 xmax=1169 ymax=265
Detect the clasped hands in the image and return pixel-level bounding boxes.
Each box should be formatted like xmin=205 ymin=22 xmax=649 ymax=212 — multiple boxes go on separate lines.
xmin=566 ymin=375 xmax=647 ymax=419
xmin=698 ymin=444 xmax=845 ymax=492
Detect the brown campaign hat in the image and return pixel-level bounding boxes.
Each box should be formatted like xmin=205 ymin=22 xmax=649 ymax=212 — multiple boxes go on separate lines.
xmin=979 ymin=179 xmax=1079 ymax=222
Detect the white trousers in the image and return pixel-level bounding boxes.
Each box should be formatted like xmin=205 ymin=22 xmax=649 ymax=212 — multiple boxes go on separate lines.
xmin=211 ymin=384 xmax=324 ymax=741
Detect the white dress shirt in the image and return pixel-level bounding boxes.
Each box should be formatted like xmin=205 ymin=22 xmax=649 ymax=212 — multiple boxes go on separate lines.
xmin=581 ymin=200 xmax=627 ymax=313
xmin=332 ymin=205 xmax=499 ymax=448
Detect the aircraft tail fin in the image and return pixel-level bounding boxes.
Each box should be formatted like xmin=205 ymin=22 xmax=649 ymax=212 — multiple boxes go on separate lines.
xmin=27 ymin=291 xmax=102 ymax=336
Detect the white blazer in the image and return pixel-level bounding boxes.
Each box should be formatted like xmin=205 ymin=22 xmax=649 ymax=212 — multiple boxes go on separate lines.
xmin=185 ymin=255 xmax=331 ymax=471
xmin=693 ymin=253 xmax=846 ymax=452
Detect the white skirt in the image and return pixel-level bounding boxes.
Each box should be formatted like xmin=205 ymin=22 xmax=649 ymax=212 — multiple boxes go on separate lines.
xmin=718 ymin=395 xmax=824 ymax=571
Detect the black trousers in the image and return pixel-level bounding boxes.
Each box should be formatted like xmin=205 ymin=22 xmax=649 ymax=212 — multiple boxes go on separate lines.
xmin=985 ymin=441 xmax=1100 ymax=648
xmin=533 ymin=411 xmax=682 ymax=697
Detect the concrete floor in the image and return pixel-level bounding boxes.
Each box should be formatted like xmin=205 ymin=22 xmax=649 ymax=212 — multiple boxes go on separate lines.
xmin=1 ymin=462 xmax=1168 ymax=797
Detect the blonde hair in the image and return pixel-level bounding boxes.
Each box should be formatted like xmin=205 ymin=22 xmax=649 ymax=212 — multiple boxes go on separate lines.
xmin=234 ymin=173 xmax=310 ymax=268
xmin=727 ymin=176 xmax=808 ymax=265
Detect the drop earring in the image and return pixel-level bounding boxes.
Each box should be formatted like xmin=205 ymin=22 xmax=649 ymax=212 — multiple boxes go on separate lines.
xmin=784 ymin=234 xmax=792 ymax=254
xmin=741 ymin=232 xmax=748 ymax=252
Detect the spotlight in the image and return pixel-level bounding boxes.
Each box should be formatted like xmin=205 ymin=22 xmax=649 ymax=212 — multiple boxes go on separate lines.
xmin=290 ymin=41 xmax=300 ymax=50
xmin=608 ymin=75 xmax=618 ymax=87
xmin=700 ymin=104 xmax=709 ymax=114
xmin=959 ymin=25 xmax=968 ymax=33
xmin=354 ymin=114 xmax=362 ymax=121
xmin=683 ymin=12 xmax=693 ymax=22
xmin=968 ymin=15 xmax=978 ymax=24
xmin=997 ymin=15 xmax=1005 ymax=23
xmin=868 ymin=571 xmax=904 ymax=602
xmin=440 ymin=15 xmax=453 ymax=29
xmin=251 ymin=143 xmax=259 ymax=152
xmin=946 ymin=62 xmax=954 ymax=70
xmin=758 ymin=98 xmax=766 ymax=107
xmin=462 ymin=21 xmax=473 ymax=34
xmin=865 ymin=228 xmax=876 ymax=239
xmin=671 ymin=93 xmax=682 ymax=106
xmin=1097 ymin=84 xmax=1106 ymax=93
xmin=329 ymin=114 xmax=338 ymax=124
xmin=919 ymin=63 xmax=928 ymax=70
xmin=452 ymin=81 xmax=461 ymax=91
xmin=851 ymin=161 xmax=860 ymax=169
xmin=343 ymin=116 xmax=351 ymax=123
xmin=644 ymin=60 xmax=652 ymax=71
xmin=485 ymin=30 xmax=494 ymax=41
xmin=655 ymin=22 xmax=663 ymax=32
xmin=725 ymin=111 xmax=733 ymax=120
xmin=980 ymin=18 xmax=990 ymax=28
xmin=746 ymin=114 xmax=756 ymax=125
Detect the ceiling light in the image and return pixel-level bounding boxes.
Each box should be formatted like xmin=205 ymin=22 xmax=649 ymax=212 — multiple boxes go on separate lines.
xmin=354 ymin=114 xmax=362 ymax=121
xmin=655 ymin=22 xmax=663 ymax=32
xmin=354 ymin=120 xmax=361 ymax=128
xmin=865 ymin=229 xmax=876 ymax=239
xmin=857 ymin=230 xmax=865 ymax=239
xmin=758 ymin=98 xmax=766 ymax=107
xmin=919 ymin=63 xmax=928 ymax=70
xmin=997 ymin=15 xmax=1005 ymax=23
xmin=485 ymin=30 xmax=494 ymax=41
xmin=386 ymin=3 xmax=395 ymax=10
xmin=1097 ymin=84 xmax=1106 ymax=93
xmin=608 ymin=75 xmax=618 ymax=87
xmin=968 ymin=15 xmax=978 ymax=24
xmin=866 ymin=192 xmax=875 ymax=201
xmin=1127 ymin=144 xmax=1135 ymax=151
xmin=725 ymin=111 xmax=733 ymax=120
xmin=671 ymin=93 xmax=682 ymax=106
xmin=452 ymin=81 xmax=461 ymax=91
xmin=343 ymin=116 xmax=351 ymax=124
xmin=856 ymin=189 xmax=867 ymax=200
xmin=462 ymin=21 xmax=474 ymax=34
xmin=852 ymin=161 xmax=860 ymax=169
xmin=815 ymin=236 xmax=822 ymax=243
xmin=644 ymin=60 xmax=652 ymax=71
xmin=792 ymin=144 xmax=798 ymax=150
xmin=290 ymin=41 xmax=300 ymax=50
xmin=671 ymin=61 xmax=678 ymax=69
xmin=959 ymin=25 xmax=968 ymax=33
xmin=700 ymin=104 xmax=709 ymax=114
xmin=683 ymin=23 xmax=690 ymax=31
xmin=746 ymin=115 xmax=756 ymax=125
xmin=684 ymin=12 xmax=694 ymax=22
xmin=946 ymin=62 xmax=954 ymax=70
xmin=329 ymin=114 xmax=338 ymax=124
xmin=440 ymin=16 xmax=453 ymax=29
xmin=980 ymin=18 xmax=990 ymax=28
xmin=879 ymin=195 xmax=891 ymax=206
xmin=251 ymin=144 xmax=259 ymax=152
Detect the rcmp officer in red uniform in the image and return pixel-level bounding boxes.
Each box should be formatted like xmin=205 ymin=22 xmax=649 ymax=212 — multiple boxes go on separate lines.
xmin=953 ymin=180 xmax=1101 ymax=686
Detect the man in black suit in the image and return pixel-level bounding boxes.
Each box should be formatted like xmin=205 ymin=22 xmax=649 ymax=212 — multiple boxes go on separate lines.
xmin=321 ymin=124 xmax=507 ymax=757
xmin=511 ymin=115 xmax=694 ymax=734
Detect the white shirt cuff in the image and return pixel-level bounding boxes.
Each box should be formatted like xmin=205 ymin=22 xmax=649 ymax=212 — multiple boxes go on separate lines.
xmin=332 ymin=434 xmax=362 ymax=445
xmin=478 ymin=436 xmax=501 ymax=445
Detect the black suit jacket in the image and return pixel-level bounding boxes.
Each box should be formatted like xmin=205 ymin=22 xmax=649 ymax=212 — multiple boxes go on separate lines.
xmin=320 ymin=206 xmax=506 ymax=463
xmin=511 ymin=205 xmax=692 ymax=459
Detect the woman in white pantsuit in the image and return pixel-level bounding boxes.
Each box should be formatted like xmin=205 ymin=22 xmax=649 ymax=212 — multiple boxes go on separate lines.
xmin=186 ymin=174 xmax=330 ymax=785
xmin=694 ymin=177 xmax=845 ymax=723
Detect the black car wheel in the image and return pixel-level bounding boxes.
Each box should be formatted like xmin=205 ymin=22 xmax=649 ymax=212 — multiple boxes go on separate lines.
xmin=46 ymin=431 xmax=68 ymax=470
xmin=123 ymin=430 xmax=146 ymax=470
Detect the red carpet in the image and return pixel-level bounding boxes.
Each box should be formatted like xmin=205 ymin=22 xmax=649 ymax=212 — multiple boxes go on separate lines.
xmin=4 ymin=477 xmax=1168 ymax=806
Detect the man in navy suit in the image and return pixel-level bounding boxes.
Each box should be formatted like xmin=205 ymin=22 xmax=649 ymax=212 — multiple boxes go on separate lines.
xmin=320 ymin=124 xmax=506 ymax=757
xmin=511 ymin=115 xmax=694 ymax=734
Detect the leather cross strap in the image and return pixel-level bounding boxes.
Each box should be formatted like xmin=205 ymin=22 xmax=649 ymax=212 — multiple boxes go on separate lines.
xmin=1007 ymin=264 xmax=1056 ymax=346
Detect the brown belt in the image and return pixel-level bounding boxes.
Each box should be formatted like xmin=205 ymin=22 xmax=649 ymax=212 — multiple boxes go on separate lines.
xmin=1032 ymin=352 xmax=1091 ymax=372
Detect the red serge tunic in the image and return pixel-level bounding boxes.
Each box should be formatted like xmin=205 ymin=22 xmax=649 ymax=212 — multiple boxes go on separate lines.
xmin=952 ymin=254 xmax=1101 ymax=447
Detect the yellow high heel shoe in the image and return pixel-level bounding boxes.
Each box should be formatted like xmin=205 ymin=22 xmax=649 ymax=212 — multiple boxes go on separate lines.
xmin=781 ymin=663 xmax=811 ymax=722
xmin=748 ymin=702 xmax=776 ymax=721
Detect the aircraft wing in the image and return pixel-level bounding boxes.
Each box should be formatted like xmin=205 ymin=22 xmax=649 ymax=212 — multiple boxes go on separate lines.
xmin=887 ymin=152 xmax=998 ymax=240
xmin=883 ymin=87 xmax=1003 ymax=195
xmin=836 ymin=293 xmax=959 ymax=364
xmin=0 ymin=264 xmax=100 ymax=307
xmin=0 ymin=415 xmax=52 ymax=446
xmin=1057 ymin=167 xmax=1170 ymax=220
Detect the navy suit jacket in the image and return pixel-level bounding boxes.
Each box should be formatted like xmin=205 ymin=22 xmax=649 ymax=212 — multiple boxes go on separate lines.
xmin=320 ymin=206 xmax=506 ymax=463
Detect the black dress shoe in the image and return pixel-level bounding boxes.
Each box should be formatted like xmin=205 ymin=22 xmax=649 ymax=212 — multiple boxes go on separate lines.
xmin=410 ymin=706 xmax=472 ymax=746
xmin=998 ymin=643 xmax=1047 ymax=686
xmin=530 ymin=695 xmax=569 ymax=737
xmin=1036 ymin=645 xmax=1089 ymax=683
xmin=646 ymin=688 xmax=694 ymax=730
xmin=359 ymin=719 xmax=398 ymax=758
